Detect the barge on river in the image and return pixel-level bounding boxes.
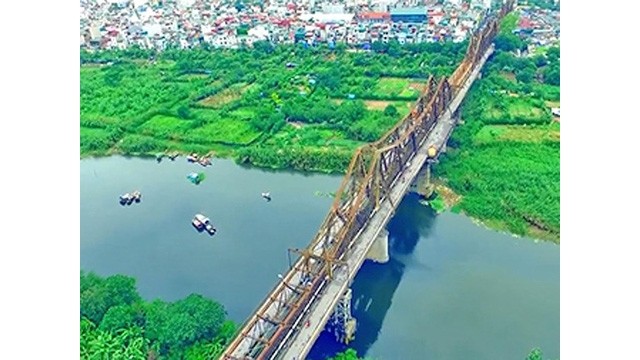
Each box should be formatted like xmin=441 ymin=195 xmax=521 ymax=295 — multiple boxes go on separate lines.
xmin=192 ymin=214 xmax=217 ymax=235
xmin=119 ymin=191 xmax=142 ymax=205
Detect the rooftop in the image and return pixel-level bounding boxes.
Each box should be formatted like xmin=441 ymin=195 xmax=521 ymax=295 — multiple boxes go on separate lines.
xmin=390 ymin=7 xmax=427 ymax=16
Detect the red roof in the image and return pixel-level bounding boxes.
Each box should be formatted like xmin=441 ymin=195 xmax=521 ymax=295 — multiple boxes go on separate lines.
xmin=359 ymin=12 xmax=390 ymax=20
xmin=519 ymin=18 xmax=533 ymax=29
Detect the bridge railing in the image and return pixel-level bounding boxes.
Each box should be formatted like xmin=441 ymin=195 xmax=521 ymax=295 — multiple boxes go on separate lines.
xmin=221 ymin=2 xmax=515 ymax=358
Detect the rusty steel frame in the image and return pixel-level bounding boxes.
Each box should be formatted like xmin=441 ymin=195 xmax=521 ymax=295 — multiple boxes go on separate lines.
xmin=221 ymin=3 xmax=514 ymax=359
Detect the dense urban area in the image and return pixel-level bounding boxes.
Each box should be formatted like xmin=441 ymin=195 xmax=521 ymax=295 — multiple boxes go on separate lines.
xmin=80 ymin=0 xmax=560 ymax=359
xmin=81 ymin=0 xmax=558 ymax=51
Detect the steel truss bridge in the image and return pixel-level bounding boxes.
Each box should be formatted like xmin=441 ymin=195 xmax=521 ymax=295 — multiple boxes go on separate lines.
xmin=222 ymin=2 xmax=514 ymax=359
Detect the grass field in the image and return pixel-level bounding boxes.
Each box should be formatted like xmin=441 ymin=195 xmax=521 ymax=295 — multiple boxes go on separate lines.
xmin=198 ymin=83 xmax=253 ymax=108
xmin=373 ymin=77 xmax=423 ymax=99
xmin=138 ymin=115 xmax=193 ymax=140
xmin=265 ymin=124 xmax=363 ymax=150
xmin=479 ymin=95 xmax=550 ymax=125
xmin=473 ymin=124 xmax=560 ymax=145
xmin=363 ymin=100 xmax=414 ymax=115
xmin=186 ymin=116 xmax=261 ymax=145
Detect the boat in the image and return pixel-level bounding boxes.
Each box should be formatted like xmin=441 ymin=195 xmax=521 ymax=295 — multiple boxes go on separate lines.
xmin=192 ymin=214 xmax=216 ymax=235
xmin=204 ymin=223 xmax=217 ymax=235
xmin=186 ymin=153 xmax=199 ymax=162
xmin=261 ymin=192 xmax=272 ymax=201
xmin=198 ymin=157 xmax=212 ymax=167
xmin=187 ymin=172 xmax=205 ymax=185
xmin=119 ymin=193 xmax=132 ymax=205
xmin=119 ymin=191 xmax=142 ymax=205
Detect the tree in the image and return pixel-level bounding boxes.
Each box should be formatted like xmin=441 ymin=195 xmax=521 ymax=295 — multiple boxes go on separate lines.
xmin=533 ymin=54 xmax=547 ymax=67
xmin=177 ymin=105 xmax=192 ymax=119
xmin=384 ymin=104 xmax=399 ymax=117
xmin=143 ymin=294 xmax=227 ymax=355
xmin=317 ymin=67 xmax=342 ymax=91
xmin=547 ymin=46 xmax=560 ymax=63
xmin=81 ymin=272 xmax=142 ymax=324
xmin=516 ymin=68 xmax=536 ymax=84
xmin=336 ymin=100 xmax=365 ymax=126
xmin=543 ymin=65 xmax=560 ymax=86
xmin=253 ymin=40 xmax=274 ymax=55
xmin=430 ymin=54 xmax=450 ymax=67
xmin=494 ymin=33 xmax=524 ymax=52
xmin=489 ymin=51 xmax=517 ymax=72
xmin=387 ymin=40 xmax=403 ymax=57
xmin=99 ymin=304 xmax=138 ymax=332
xmin=371 ymin=41 xmax=387 ymax=53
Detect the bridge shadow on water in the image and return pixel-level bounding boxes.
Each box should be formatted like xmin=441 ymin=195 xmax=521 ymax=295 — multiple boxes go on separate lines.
xmin=308 ymin=192 xmax=435 ymax=359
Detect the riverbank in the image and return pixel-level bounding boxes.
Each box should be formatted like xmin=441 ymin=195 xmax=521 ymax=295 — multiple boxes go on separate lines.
xmin=427 ymin=182 xmax=559 ymax=243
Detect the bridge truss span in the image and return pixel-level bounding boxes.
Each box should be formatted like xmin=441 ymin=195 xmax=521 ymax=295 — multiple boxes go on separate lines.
xmin=221 ymin=1 xmax=514 ymax=359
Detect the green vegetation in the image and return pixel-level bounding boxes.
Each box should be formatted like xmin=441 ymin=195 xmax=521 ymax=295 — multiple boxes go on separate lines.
xmin=426 ymin=193 xmax=447 ymax=214
xmin=526 ymin=347 xmax=558 ymax=360
xmin=494 ymin=12 xmax=526 ymax=53
xmin=80 ymin=41 xmax=467 ymax=173
xmin=326 ymin=348 xmax=371 ymax=360
xmin=433 ymin=13 xmax=560 ymax=241
xmin=80 ymin=271 xmax=236 ymax=360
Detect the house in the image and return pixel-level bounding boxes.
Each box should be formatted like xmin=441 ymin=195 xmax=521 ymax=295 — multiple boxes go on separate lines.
xmin=358 ymin=12 xmax=390 ymax=24
xmin=390 ymin=7 xmax=428 ymax=23
xmin=88 ymin=25 xmax=102 ymax=46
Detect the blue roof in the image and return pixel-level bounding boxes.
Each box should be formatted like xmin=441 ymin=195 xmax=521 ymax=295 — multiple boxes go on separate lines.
xmin=390 ymin=7 xmax=427 ymax=16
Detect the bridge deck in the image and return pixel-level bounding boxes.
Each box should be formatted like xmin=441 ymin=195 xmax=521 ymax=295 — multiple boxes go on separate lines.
xmin=275 ymin=46 xmax=495 ymax=360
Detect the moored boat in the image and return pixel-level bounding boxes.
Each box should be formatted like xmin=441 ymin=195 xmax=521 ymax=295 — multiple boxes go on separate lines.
xmin=192 ymin=214 xmax=217 ymax=235
xmin=119 ymin=191 xmax=142 ymax=205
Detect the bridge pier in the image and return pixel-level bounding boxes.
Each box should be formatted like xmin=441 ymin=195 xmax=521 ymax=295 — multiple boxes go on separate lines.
xmin=326 ymin=288 xmax=357 ymax=345
xmin=409 ymin=163 xmax=434 ymax=198
xmin=365 ymin=229 xmax=389 ymax=263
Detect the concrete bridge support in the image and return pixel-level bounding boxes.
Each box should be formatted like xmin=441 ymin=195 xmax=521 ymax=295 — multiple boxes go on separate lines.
xmin=409 ymin=163 xmax=434 ymax=198
xmin=326 ymin=288 xmax=357 ymax=345
xmin=365 ymin=229 xmax=389 ymax=263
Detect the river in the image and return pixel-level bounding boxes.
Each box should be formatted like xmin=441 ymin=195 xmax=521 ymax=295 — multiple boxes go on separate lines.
xmin=80 ymin=156 xmax=559 ymax=360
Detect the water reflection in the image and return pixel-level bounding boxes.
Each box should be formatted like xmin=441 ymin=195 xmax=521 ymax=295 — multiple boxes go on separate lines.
xmin=309 ymin=193 xmax=433 ymax=359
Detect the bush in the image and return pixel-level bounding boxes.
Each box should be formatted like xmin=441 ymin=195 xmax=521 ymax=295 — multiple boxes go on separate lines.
xmin=177 ymin=105 xmax=192 ymax=119
xmin=384 ymin=104 xmax=399 ymax=117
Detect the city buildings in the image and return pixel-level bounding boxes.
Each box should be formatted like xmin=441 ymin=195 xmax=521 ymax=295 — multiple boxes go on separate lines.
xmin=80 ymin=0 xmax=556 ymax=52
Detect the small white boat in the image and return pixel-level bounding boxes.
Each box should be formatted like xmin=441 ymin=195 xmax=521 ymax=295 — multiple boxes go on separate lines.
xmin=261 ymin=192 xmax=271 ymax=201
xmin=192 ymin=214 xmax=216 ymax=235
